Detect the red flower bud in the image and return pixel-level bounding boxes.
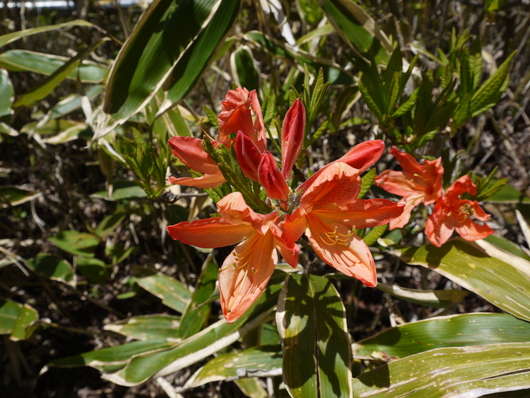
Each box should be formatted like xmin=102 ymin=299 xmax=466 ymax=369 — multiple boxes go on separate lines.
xmin=259 ymin=151 xmax=289 ymax=201
xmin=281 ymin=98 xmax=306 ymax=179
xmin=235 ymin=131 xmax=262 ymax=181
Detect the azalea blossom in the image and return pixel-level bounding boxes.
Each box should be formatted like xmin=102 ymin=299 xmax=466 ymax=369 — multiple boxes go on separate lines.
xmin=283 ymin=162 xmax=403 ymax=286
xmin=375 ymin=147 xmax=443 ymax=229
xmin=167 ymin=192 xmax=299 ymax=323
xmin=168 ymin=87 xmax=264 ymax=188
xmin=425 ymin=175 xmax=493 ymax=247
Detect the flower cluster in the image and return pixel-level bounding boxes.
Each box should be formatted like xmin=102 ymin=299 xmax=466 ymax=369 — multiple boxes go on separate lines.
xmin=167 ymin=88 xmax=403 ymax=322
xmin=375 ymin=147 xmax=494 ymax=247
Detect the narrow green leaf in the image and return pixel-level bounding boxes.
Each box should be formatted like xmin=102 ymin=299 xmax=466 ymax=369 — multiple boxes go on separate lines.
xmin=26 ymin=254 xmax=75 ymax=285
xmin=13 ymin=41 xmax=104 ymax=108
xmin=91 ymin=180 xmax=148 ymax=201
xmin=46 ymin=85 xmax=104 ymax=120
xmin=134 ymin=267 xmax=192 ymax=314
xmin=470 ymin=51 xmax=516 ymax=117
xmin=399 ymin=239 xmax=530 ymax=321
xmin=376 ymin=282 xmax=467 ymax=308
xmin=386 ymin=71 xmax=401 ymax=115
xmin=484 ymin=235 xmax=530 ymax=262
xmin=0 ymin=69 xmax=14 ymax=117
xmin=353 ymin=313 xmax=530 ymax=358
xmin=353 ymin=342 xmax=530 ymax=397
xmin=105 ymin=315 xmax=181 ymax=341
xmin=49 ymin=340 xmax=174 ymax=370
xmin=451 ymin=92 xmax=471 ymax=129
xmin=357 ymin=80 xmax=384 ymax=119
xmin=0 ymin=20 xmax=93 ymax=48
xmin=231 ymin=45 xmax=260 ymax=93
xmin=317 ymin=0 xmax=392 ymax=63
xmin=94 ymin=213 xmax=127 ymax=239
xmin=184 ymin=346 xmax=282 ymax=389
xmin=391 ymin=87 xmax=418 ymax=118
xmin=358 ymin=168 xmax=376 ymax=199
xmin=178 ymin=253 xmax=218 ymax=339
xmin=363 ymin=224 xmax=388 ymax=247
xmin=0 ymin=50 xmax=107 ymax=83
xmin=277 ymin=274 xmax=352 ymax=398
xmin=103 ymin=281 xmax=283 ymax=386
xmin=485 ymin=183 xmax=530 ymax=203
xmin=76 ymin=257 xmax=110 ymax=285
xmin=100 ymin=0 xmax=241 ymax=137
xmin=0 ymin=186 xmax=40 ymax=208
xmin=42 ymin=124 xmax=92 ymax=145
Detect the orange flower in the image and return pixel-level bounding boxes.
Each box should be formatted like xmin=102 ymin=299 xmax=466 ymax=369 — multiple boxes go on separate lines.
xmin=375 ymin=147 xmax=443 ymax=229
xmin=283 ymin=162 xmax=403 ymax=286
xmin=167 ymin=192 xmax=298 ymax=323
xmin=168 ymin=88 xmax=265 ymax=188
xmin=298 ymin=140 xmax=385 ymax=194
xmin=425 ymin=175 xmax=493 ymax=247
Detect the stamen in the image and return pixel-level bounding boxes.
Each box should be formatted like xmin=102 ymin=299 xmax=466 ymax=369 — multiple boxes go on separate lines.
xmin=321 ymin=225 xmax=356 ymax=246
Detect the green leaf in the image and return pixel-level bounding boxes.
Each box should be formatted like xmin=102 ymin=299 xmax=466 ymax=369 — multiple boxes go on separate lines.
xmin=358 ymin=168 xmax=376 ymax=199
xmin=42 ymin=124 xmax=92 ymax=145
xmin=485 ymin=183 xmax=530 ymax=203
xmin=13 ymin=41 xmax=104 ymax=108
xmin=391 ymin=87 xmax=418 ymax=118
xmin=376 ymin=283 xmax=467 ymax=308
xmin=231 ymin=45 xmax=260 ymax=93
xmin=99 ymin=0 xmax=241 ymax=137
xmin=0 ymin=20 xmax=93 ymax=48
xmin=184 ymin=346 xmax=282 ymax=389
xmin=277 ymin=274 xmax=352 ymax=398
xmin=0 ymin=186 xmax=40 ymax=208
xmin=105 ymin=315 xmax=181 ymax=341
xmin=49 ymin=340 xmax=174 ymax=371
xmin=0 ymin=50 xmax=107 ymax=83
xmin=26 ymin=254 xmax=75 ymax=285
xmin=245 ymin=31 xmax=354 ymax=86
xmin=0 ymin=69 xmax=14 ymax=118
xmin=91 ymin=180 xmax=148 ymax=201
xmin=46 ymin=85 xmax=104 ymax=120
xmin=317 ymin=0 xmax=392 ymax=64
xmin=94 ymin=213 xmax=127 ymax=239
xmin=470 ymin=51 xmax=515 ymax=117
xmin=353 ymin=342 xmax=530 ymax=397
xmin=102 ymin=281 xmax=283 ymax=386
xmin=134 ymin=267 xmax=191 ymax=313
xmin=357 ymin=80 xmax=384 ymax=119
xmin=484 ymin=235 xmax=530 ymax=262
xmin=451 ymin=92 xmax=471 ymax=129
xmin=76 ymin=257 xmax=110 ymax=285
xmin=399 ymin=239 xmax=530 ymax=321
xmin=353 ymin=313 xmax=530 ymax=358
xmin=178 ymin=253 xmax=218 ymax=339
xmin=48 ymin=231 xmax=100 ymax=257
xmin=363 ymin=224 xmax=388 ymax=247
xmin=0 ymin=299 xmax=38 ymax=341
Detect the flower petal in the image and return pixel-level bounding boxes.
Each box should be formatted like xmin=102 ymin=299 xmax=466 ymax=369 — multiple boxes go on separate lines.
xmin=425 ymin=202 xmax=455 ymax=247
xmin=217 ymin=192 xmax=268 ymax=232
xmin=446 ymin=175 xmax=477 ymax=198
xmin=167 ymin=217 xmax=252 ymax=248
xmin=168 ymin=173 xmax=226 ymax=188
xmin=281 ymin=98 xmax=305 ymax=179
xmin=316 ymin=198 xmax=404 ymax=229
xmin=305 ymin=216 xmax=377 ymax=286
xmin=298 ymin=140 xmax=384 ymax=193
xmin=258 ymin=151 xmax=289 ymax=201
xmin=282 ymin=207 xmax=308 ymax=246
xmin=218 ymin=231 xmax=277 ymax=323
xmin=235 ymin=131 xmax=262 ymax=181
xmin=455 ymin=218 xmax=494 ymax=241
xmin=168 ymin=136 xmax=220 ymax=175
xmin=300 ymin=162 xmax=361 ymax=209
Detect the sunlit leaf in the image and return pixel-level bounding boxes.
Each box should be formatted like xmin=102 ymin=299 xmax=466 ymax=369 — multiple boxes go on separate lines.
xmin=91 ymin=180 xmax=148 ymax=201
xmin=0 ymin=69 xmax=14 ymax=118
xmin=399 ymin=239 xmax=530 ymax=321
xmin=105 ymin=315 xmax=181 ymax=341
xmin=184 ymin=346 xmax=282 ymax=389
xmin=277 ymin=274 xmax=352 ymax=398
xmin=0 ymin=50 xmax=107 ymax=83
xmin=0 ymin=20 xmax=93 ymax=48
xmin=353 ymin=313 xmax=530 ymax=358
xmin=353 ymin=342 xmax=530 ymax=397
xmin=48 ymin=231 xmax=100 ymax=257
xmin=134 ymin=267 xmax=192 ymax=313
xmin=0 ymin=299 xmax=38 ymax=341
xmin=377 ymin=283 xmax=467 ymax=308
